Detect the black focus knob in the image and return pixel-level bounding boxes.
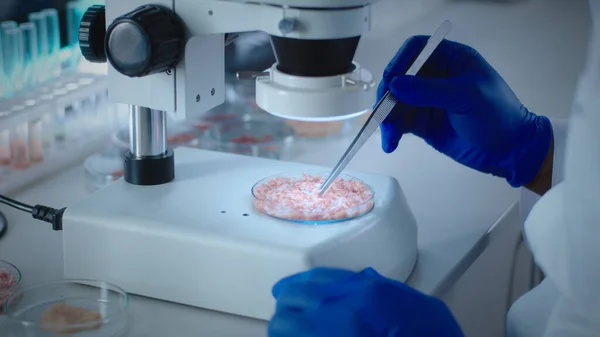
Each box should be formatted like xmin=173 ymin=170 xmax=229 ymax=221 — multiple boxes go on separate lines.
xmin=79 ymin=5 xmax=107 ymax=63
xmin=105 ymin=5 xmax=185 ymax=78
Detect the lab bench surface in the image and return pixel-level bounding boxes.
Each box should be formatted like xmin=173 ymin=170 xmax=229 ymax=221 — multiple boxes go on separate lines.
xmin=0 ymin=132 xmax=519 ymax=336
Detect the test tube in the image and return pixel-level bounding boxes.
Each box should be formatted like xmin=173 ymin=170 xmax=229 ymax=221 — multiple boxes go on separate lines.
xmin=28 ymin=119 xmax=44 ymax=162
xmin=28 ymin=12 xmax=49 ymax=84
xmin=1 ymin=26 xmax=24 ymax=97
xmin=0 ymin=129 xmax=10 ymax=170
xmin=19 ymin=23 xmax=38 ymax=91
xmin=10 ymin=123 xmax=30 ymax=170
xmin=42 ymin=9 xmax=61 ymax=79
xmin=0 ymin=36 xmax=4 ymax=100
xmin=53 ymin=89 xmax=68 ymax=143
xmin=38 ymin=92 xmax=56 ymax=151
xmin=67 ymin=2 xmax=79 ymax=46
xmin=67 ymin=1 xmax=82 ymax=69
xmin=0 ymin=23 xmax=18 ymax=96
xmin=0 ymin=21 xmax=17 ymax=39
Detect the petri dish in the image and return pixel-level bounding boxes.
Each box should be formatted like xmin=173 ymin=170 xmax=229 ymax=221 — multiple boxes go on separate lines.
xmin=207 ymin=119 xmax=294 ymax=160
xmin=84 ymin=147 xmax=126 ymax=191
xmin=2 ymin=279 xmax=129 ymax=337
xmin=251 ymin=170 xmax=375 ymax=224
xmin=0 ymin=260 xmax=21 ymax=314
xmin=192 ymin=104 xmax=242 ymax=131
xmin=111 ymin=120 xmax=200 ymax=150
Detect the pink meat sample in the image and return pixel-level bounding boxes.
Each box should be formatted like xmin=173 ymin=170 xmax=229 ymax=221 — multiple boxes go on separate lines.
xmin=0 ymin=268 xmax=18 ymax=313
xmin=230 ymin=134 xmax=272 ymax=144
xmin=167 ymin=133 xmax=196 ymax=144
xmin=0 ymin=145 xmax=10 ymax=166
xmin=253 ymin=173 xmax=374 ymax=221
xmin=40 ymin=303 xmax=102 ymax=334
xmin=10 ymin=140 xmax=30 ymax=169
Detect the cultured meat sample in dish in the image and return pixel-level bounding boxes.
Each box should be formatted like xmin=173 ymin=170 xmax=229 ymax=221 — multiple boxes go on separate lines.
xmin=0 ymin=268 xmax=18 ymax=313
xmin=39 ymin=303 xmax=102 ymax=334
xmin=230 ymin=134 xmax=273 ymax=144
xmin=253 ymin=173 xmax=374 ymax=222
xmin=167 ymin=133 xmax=196 ymax=144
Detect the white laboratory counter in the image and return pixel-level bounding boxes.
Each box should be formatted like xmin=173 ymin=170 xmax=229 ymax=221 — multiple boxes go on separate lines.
xmin=0 ymin=132 xmax=519 ymax=336
xmin=0 ymin=0 xmax=592 ymax=335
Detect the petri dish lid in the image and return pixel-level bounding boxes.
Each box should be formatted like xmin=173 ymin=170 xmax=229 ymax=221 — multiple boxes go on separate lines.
xmin=251 ymin=170 xmax=374 ymax=225
xmin=206 ymin=119 xmax=294 ymax=159
xmin=84 ymin=147 xmax=126 ymax=190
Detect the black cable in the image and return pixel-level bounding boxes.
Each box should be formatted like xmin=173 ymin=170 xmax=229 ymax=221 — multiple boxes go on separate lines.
xmin=0 ymin=194 xmax=65 ymax=231
xmin=0 ymin=195 xmax=34 ymax=213
xmin=0 ymin=210 xmax=7 ymax=239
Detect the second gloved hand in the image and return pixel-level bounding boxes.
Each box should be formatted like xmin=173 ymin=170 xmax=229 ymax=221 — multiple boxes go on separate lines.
xmin=268 ymin=267 xmax=465 ymax=337
xmin=378 ymin=36 xmax=553 ymax=187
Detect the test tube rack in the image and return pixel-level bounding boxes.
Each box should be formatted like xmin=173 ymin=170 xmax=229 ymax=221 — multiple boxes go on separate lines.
xmin=0 ymin=72 xmax=112 ymax=195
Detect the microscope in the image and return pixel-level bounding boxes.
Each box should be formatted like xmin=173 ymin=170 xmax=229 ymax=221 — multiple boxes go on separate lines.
xmin=64 ymin=0 xmax=418 ymax=320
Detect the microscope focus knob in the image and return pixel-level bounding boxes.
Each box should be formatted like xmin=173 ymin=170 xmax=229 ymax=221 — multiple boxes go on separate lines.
xmin=105 ymin=5 xmax=185 ymax=77
xmin=79 ymin=5 xmax=107 ymax=63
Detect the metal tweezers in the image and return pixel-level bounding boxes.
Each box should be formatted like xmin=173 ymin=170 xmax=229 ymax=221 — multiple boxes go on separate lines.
xmin=318 ymin=20 xmax=453 ymax=195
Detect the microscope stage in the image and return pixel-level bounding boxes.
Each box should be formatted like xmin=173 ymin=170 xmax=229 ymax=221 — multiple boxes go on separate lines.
xmin=63 ymin=147 xmax=418 ymax=320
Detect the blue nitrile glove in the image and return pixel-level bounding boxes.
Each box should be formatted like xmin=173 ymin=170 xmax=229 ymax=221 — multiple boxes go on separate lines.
xmin=378 ymin=36 xmax=553 ymax=187
xmin=268 ymin=267 xmax=464 ymax=337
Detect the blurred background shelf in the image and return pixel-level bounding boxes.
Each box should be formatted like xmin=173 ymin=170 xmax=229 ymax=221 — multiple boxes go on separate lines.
xmin=0 ymin=130 xmax=111 ymax=195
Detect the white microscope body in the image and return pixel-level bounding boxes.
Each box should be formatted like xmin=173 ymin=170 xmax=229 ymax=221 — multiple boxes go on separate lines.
xmin=63 ymin=0 xmax=418 ymax=320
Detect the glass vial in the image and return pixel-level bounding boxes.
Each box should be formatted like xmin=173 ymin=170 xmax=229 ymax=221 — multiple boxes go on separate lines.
xmin=10 ymin=123 xmax=30 ymax=170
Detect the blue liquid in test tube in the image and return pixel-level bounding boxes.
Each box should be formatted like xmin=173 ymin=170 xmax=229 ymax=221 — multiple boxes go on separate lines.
xmin=41 ymin=9 xmax=61 ymax=79
xmin=1 ymin=26 xmax=24 ymax=98
xmin=19 ymin=23 xmax=38 ymax=91
xmin=28 ymin=12 xmax=49 ymax=84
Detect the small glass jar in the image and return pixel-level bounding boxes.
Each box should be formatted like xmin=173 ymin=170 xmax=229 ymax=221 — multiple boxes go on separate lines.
xmin=10 ymin=123 xmax=30 ymax=170
xmin=28 ymin=118 xmax=44 ymax=162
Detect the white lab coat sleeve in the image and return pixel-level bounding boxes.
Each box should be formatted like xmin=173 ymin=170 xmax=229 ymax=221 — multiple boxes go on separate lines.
xmin=525 ymin=0 xmax=600 ymax=335
xmin=519 ymin=118 xmax=568 ymax=223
